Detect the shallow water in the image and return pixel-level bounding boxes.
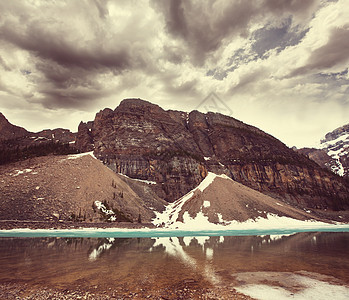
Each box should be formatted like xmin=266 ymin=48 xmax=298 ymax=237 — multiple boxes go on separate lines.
xmin=0 ymin=232 xmax=349 ymax=298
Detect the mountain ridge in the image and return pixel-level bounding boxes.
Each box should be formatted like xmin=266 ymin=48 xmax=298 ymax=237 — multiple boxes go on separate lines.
xmin=76 ymin=98 xmax=349 ymax=210
xmin=0 ymin=112 xmax=77 ymax=165
xmin=2 ymin=99 xmax=349 ymax=212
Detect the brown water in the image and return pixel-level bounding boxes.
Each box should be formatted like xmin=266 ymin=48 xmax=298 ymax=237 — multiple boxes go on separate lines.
xmin=0 ymin=232 xmax=349 ymax=298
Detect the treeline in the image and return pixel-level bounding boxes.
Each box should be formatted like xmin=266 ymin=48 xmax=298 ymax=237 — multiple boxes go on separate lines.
xmin=0 ymin=141 xmax=79 ymax=165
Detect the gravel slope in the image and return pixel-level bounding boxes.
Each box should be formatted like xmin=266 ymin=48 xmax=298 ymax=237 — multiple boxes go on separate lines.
xmin=0 ymin=153 xmax=166 ymax=223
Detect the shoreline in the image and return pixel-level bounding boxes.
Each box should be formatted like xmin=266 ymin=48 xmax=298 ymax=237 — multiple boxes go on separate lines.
xmin=1 ymin=219 xmax=349 ymax=237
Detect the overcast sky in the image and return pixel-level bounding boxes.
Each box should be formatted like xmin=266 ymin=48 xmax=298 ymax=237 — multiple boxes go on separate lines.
xmin=0 ymin=0 xmax=348 ymax=147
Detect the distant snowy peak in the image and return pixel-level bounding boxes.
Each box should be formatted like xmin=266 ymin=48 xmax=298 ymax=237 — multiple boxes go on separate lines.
xmin=319 ymin=124 xmax=349 ymax=177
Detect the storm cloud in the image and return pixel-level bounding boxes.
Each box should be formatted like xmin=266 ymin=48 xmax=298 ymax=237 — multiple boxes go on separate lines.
xmin=0 ymin=0 xmax=348 ymax=147
xmin=290 ymin=26 xmax=349 ymax=76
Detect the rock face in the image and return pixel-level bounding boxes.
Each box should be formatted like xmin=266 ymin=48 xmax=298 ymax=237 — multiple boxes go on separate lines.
xmin=75 ymin=121 xmax=94 ymax=151
xmin=298 ymin=123 xmax=349 ymax=178
xmin=76 ymin=99 xmax=349 ymax=210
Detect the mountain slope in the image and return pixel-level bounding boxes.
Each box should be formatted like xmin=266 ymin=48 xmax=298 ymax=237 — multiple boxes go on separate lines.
xmin=0 ymin=113 xmax=29 ymax=141
xmin=0 ymin=153 xmax=166 ymax=223
xmin=76 ymin=98 xmax=349 ymax=210
xmin=153 ymin=173 xmax=332 ymax=229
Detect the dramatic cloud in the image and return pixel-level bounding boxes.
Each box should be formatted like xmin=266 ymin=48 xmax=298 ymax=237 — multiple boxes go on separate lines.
xmin=0 ymin=0 xmax=348 ymax=147
xmin=290 ymin=26 xmax=349 ymax=76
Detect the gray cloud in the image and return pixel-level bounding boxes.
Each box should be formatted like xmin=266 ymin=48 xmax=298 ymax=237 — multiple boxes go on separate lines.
xmin=92 ymin=0 xmax=110 ymax=19
xmin=0 ymin=22 xmax=132 ymax=71
xmin=152 ymin=0 xmax=259 ymax=64
xmin=164 ymin=78 xmax=199 ymax=97
xmin=0 ymin=55 xmax=10 ymax=71
xmin=289 ymin=26 xmax=349 ymax=77
xmin=0 ymin=0 xmax=347 ymax=148
xmin=152 ymin=0 xmax=319 ymax=65
xmin=0 ymin=0 xmax=155 ymax=109
xmin=229 ymin=68 xmax=268 ymax=95
xmin=263 ymin=0 xmax=319 ymax=16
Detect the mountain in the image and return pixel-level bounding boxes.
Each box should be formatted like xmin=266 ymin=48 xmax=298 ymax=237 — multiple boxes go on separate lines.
xmin=0 ymin=113 xmax=77 ymax=165
xmin=319 ymin=124 xmax=349 ymax=177
xmin=297 ymin=124 xmax=349 ymax=177
xmin=0 ymin=113 xmax=29 ymax=141
xmin=153 ymin=173 xmax=346 ymax=228
xmin=0 ymin=153 xmax=166 ymax=223
xmin=76 ymin=99 xmax=349 ymax=211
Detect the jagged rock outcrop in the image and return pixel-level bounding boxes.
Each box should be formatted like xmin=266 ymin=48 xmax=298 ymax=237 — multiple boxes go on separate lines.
xmin=75 ymin=121 xmax=94 ymax=152
xmin=298 ymin=123 xmax=349 ymax=178
xmin=76 ymin=99 xmax=349 ymax=210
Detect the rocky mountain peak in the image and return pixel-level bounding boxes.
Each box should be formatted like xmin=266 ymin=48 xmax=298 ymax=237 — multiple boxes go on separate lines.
xmin=76 ymin=98 xmax=349 ymax=210
xmin=116 ymin=98 xmax=164 ymax=115
xmin=297 ymin=123 xmax=349 ymax=178
xmin=319 ymin=123 xmax=349 ymax=177
xmin=323 ymin=123 xmax=349 ymax=143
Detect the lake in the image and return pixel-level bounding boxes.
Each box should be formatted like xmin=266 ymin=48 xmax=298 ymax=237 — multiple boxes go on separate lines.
xmin=0 ymin=232 xmax=349 ymax=299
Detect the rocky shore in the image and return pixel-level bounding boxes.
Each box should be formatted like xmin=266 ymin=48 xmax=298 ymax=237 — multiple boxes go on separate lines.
xmin=0 ymin=220 xmax=156 ymax=230
xmin=0 ymin=281 xmax=252 ymax=300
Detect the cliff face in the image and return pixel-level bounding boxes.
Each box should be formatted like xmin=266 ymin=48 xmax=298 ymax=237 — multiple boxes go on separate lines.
xmin=76 ymin=99 xmax=349 ymax=210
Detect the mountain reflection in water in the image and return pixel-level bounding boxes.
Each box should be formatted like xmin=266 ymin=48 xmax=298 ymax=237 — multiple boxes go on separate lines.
xmin=0 ymin=232 xmax=348 ymax=298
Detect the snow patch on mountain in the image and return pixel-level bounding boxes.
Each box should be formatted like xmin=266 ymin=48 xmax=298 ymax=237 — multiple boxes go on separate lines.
xmin=94 ymin=201 xmax=116 ymax=222
xmin=66 ymin=151 xmax=97 ymax=160
xmin=152 ymin=172 xmax=228 ymax=228
xmin=117 ymin=173 xmax=157 ymax=185
xmin=320 ymin=132 xmax=349 ymax=176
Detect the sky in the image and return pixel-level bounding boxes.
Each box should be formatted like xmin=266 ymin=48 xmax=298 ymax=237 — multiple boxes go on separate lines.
xmin=0 ymin=0 xmax=348 ymax=148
